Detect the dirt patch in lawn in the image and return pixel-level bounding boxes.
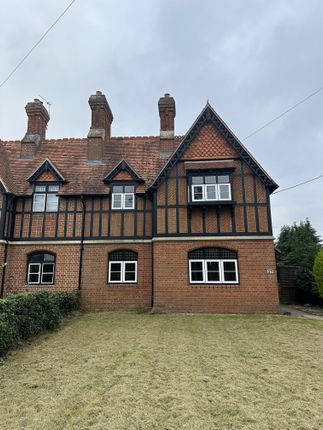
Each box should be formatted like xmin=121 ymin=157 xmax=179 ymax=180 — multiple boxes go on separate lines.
xmin=0 ymin=313 xmax=322 ymax=430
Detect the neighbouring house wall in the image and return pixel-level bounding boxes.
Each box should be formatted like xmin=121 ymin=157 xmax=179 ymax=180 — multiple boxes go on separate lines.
xmin=153 ymin=239 xmax=279 ymax=313
xmin=81 ymin=243 xmax=152 ymax=311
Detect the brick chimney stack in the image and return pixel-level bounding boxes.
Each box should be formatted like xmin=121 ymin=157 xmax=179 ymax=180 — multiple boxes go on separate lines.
xmin=20 ymin=98 xmax=50 ymax=159
xmin=158 ymin=93 xmax=176 ymax=139
xmin=87 ymin=91 xmax=113 ymax=162
xmin=158 ymin=93 xmax=176 ymax=155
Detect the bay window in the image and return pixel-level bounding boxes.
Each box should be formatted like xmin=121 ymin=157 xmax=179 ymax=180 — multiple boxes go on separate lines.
xmin=190 ymin=174 xmax=232 ymax=202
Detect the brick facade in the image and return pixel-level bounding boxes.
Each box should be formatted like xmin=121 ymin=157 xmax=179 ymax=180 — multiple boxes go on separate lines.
xmin=0 ymin=92 xmax=279 ymax=313
xmin=153 ymin=239 xmax=279 ymax=313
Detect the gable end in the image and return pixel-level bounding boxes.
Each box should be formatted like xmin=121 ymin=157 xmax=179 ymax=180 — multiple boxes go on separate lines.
xmin=27 ymin=159 xmax=66 ymax=183
xmin=149 ymin=104 xmax=278 ymax=193
xmin=104 ymin=159 xmax=145 ymax=184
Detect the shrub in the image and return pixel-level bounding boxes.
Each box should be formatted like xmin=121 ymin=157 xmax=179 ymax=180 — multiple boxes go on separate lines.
xmin=51 ymin=291 xmax=80 ymax=316
xmin=0 ymin=291 xmax=80 ymax=357
xmin=313 ymin=249 xmax=323 ymax=299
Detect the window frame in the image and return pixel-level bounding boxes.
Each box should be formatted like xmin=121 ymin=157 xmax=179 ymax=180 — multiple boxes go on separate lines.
xmin=188 ymin=249 xmax=239 ymax=285
xmin=111 ymin=185 xmax=135 ymax=210
xmin=108 ymin=260 xmax=137 ymax=284
xmin=189 ymin=172 xmax=233 ymax=203
xmin=26 ymin=252 xmax=56 ymax=286
xmin=32 ymin=183 xmax=60 ymax=213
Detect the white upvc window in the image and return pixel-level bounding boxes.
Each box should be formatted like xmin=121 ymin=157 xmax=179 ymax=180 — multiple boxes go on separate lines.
xmin=111 ymin=185 xmax=135 ymax=210
xmin=108 ymin=261 xmax=137 ymax=283
xmin=33 ymin=184 xmax=60 ymax=212
xmin=27 ymin=252 xmax=56 ymax=285
xmin=189 ymin=259 xmax=238 ymax=284
xmin=191 ymin=175 xmax=232 ymax=202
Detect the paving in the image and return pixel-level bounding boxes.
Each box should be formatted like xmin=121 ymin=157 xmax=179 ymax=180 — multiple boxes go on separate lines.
xmin=280 ymin=305 xmax=323 ymax=320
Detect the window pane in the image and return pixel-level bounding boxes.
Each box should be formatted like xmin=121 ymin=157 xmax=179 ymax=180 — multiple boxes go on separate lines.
xmin=218 ymin=184 xmax=231 ymax=200
xmin=46 ymin=194 xmax=59 ymax=212
xmin=205 ymin=176 xmax=216 ymax=184
xmin=29 ymin=264 xmax=40 ymax=273
xmin=124 ymin=194 xmax=134 ymax=208
xmin=207 ymin=261 xmax=220 ymax=282
xmin=124 ymin=185 xmax=134 ymax=193
xmin=192 ymin=176 xmax=203 ymax=184
xmin=191 ymin=271 xmax=204 ymax=281
xmin=48 ymin=185 xmax=60 ymax=192
xmin=110 ymin=272 xmax=120 ymax=281
xmin=190 ymin=261 xmax=204 ymax=282
xmin=206 ymin=185 xmax=217 ymax=200
xmin=223 ymin=271 xmax=237 ymax=282
xmin=112 ymin=194 xmax=122 ymax=209
xmin=33 ymin=194 xmax=46 ymax=212
xmin=29 ymin=274 xmax=40 ymax=283
xmin=42 ymin=263 xmax=54 ymax=274
xmin=223 ymin=261 xmax=237 ymax=282
xmin=218 ymin=175 xmax=230 ymax=184
xmin=124 ymin=272 xmax=136 ymax=282
xmin=42 ymin=273 xmax=54 ymax=284
xmin=125 ymin=262 xmax=136 ymax=272
xmin=113 ymin=186 xmax=123 ymax=193
xmin=193 ymin=185 xmax=203 ymax=200
xmin=35 ymin=185 xmax=46 ymax=192
xmin=110 ymin=262 xmax=122 ymax=272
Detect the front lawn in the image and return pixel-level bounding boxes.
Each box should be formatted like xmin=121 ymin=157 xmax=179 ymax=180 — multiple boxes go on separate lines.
xmin=0 ymin=313 xmax=322 ymax=429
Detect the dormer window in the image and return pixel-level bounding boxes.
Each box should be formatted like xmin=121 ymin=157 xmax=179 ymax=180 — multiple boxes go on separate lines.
xmin=33 ymin=184 xmax=60 ymax=212
xmin=190 ymin=174 xmax=232 ymax=202
xmin=111 ymin=185 xmax=135 ymax=210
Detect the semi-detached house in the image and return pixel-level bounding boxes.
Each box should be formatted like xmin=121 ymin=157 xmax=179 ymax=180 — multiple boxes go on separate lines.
xmin=0 ymin=92 xmax=279 ymax=312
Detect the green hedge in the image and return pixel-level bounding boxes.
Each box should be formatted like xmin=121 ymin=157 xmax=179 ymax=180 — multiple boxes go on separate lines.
xmin=0 ymin=291 xmax=80 ymax=357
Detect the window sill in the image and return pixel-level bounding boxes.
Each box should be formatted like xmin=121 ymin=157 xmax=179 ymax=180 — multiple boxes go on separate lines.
xmin=189 ymin=283 xmax=239 ymax=287
xmin=107 ymin=283 xmax=138 ymax=287
xmin=188 ymin=200 xmax=236 ymax=207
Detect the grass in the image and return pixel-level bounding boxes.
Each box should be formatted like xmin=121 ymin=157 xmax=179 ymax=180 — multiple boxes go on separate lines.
xmin=0 ymin=313 xmax=322 ymax=430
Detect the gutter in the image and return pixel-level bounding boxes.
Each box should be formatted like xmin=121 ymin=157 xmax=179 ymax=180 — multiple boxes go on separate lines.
xmin=78 ymin=195 xmax=86 ymax=291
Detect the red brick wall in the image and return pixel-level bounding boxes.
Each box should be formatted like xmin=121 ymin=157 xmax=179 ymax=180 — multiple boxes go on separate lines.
xmin=81 ymin=243 xmax=152 ymax=311
xmin=4 ymin=244 xmax=80 ymax=295
xmin=153 ymin=239 xmax=279 ymax=313
xmin=3 ymin=243 xmax=152 ymax=312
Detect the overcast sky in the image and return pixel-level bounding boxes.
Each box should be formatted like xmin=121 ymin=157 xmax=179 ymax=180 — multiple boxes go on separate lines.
xmin=1 ymin=0 xmax=322 ymax=240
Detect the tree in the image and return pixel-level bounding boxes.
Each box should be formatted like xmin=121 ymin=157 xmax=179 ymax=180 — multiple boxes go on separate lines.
xmin=276 ymin=219 xmax=321 ymax=302
xmin=313 ymin=249 xmax=323 ymax=298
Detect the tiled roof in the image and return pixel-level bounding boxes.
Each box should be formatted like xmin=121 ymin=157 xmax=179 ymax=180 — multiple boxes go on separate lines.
xmin=0 ymin=142 xmax=16 ymax=193
xmin=0 ymin=136 xmax=182 ymax=196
